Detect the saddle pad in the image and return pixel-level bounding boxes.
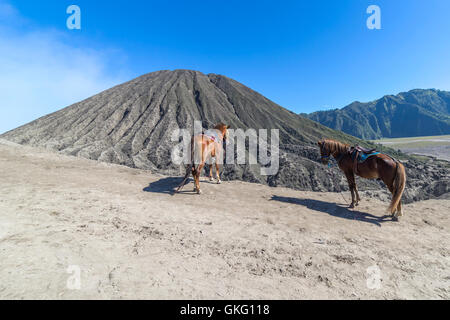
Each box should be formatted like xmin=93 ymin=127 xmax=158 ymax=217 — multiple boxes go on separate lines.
xmin=203 ymin=130 xmax=220 ymax=143
xmin=358 ymin=151 xmax=380 ymax=163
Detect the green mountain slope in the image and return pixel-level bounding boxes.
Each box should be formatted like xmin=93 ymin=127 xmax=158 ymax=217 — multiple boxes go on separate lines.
xmin=306 ymin=89 xmax=450 ymax=139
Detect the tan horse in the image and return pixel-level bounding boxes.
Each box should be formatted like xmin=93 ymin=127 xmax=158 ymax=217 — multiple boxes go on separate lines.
xmin=176 ymin=123 xmax=230 ymax=194
xmin=318 ymin=139 xmax=406 ymax=221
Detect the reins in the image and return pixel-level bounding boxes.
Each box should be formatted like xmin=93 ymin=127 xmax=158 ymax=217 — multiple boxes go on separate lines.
xmin=323 ymin=147 xmax=352 ymax=207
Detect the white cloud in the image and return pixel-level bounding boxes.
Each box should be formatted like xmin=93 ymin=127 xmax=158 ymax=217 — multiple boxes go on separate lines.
xmin=0 ymin=1 xmax=130 ymax=134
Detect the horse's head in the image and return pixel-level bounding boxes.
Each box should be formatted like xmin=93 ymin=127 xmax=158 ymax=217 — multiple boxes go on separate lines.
xmin=214 ymin=123 xmax=231 ymax=141
xmin=318 ymin=139 xmax=350 ymax=165
xmin=318 ymin=140 xmax=331 ymax=165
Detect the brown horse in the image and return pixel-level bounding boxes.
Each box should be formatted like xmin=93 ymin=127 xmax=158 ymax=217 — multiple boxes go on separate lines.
xmin=175 ymin=123 xmax=230 ymax=194
xmin=318 ymin=139 xmax=406 ymax=221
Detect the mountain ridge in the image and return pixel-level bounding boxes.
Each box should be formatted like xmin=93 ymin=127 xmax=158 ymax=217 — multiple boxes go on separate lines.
xmin=305 ymin=88 xmax=450 ymax=139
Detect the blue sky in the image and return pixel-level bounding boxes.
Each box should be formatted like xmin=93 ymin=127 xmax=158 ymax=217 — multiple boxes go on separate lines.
xmin=1 ymin=0 xmax=450 ymax=133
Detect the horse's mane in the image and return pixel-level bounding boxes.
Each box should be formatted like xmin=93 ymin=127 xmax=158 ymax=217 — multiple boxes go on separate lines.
xmin=214 ymin=123 xmax=227 ymax=130
xmin=320 ymin=139 xmax=350 ymax=154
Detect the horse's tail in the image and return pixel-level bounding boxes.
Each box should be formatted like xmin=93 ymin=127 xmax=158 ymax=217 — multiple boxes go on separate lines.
xmin=174 ymin=137 xmax=196 ymax=194
xmin=388 ymin=161 xmax=406 ymax=214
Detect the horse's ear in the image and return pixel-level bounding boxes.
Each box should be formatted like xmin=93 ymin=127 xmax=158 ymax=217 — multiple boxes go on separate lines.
xmin=227 ymin=125 xmax=231 ymax=129
xmin=318 ymin=141 xmax=322 ymax=146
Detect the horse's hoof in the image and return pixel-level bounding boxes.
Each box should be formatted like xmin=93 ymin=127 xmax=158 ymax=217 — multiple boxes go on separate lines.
xmin=349 ymin=204 xmax=355 ymax=209
xmin=209 ymin=177 xmax=214 ymax=182
xmin=392 ymin=216 xmax=399 ymax=222
xmin=217 ymin=180 xmax=222 ymax=184
xmin=197 ymin=189 xmax=202 ymax=195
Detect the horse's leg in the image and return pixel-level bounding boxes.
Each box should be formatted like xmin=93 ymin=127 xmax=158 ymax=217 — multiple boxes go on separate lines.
xmin=215 ymin=162 xmax=222 ymax=184
xmin=209 ymin=164 xmax=214 ymax=181
xmin=215 ymin=143 xmax=224 ymax=184
xmin=345 ymin=172 xmax=357 ymax=208
xmin=192 ymin=138 xmax=201 ymax=192
xmin=195 ymin=163 xmax=205 ymax=194
xmin=196 ymin=146 xmax=208 ymax=194
xmin=354 ymin=180 xmax=361 ymax=206
xmin=397 ymin=201 xmax=403 ymax=217
xmin=192 ymin=166 xmax=199 ymax=192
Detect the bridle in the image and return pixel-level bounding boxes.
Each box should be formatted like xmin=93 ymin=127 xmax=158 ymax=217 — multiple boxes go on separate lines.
xmin=318 ymin=142 xmax=352 ymax=206
xmin=320 ymin=145 xmax=331 ymax=161
xmin=320 ymin=144 xmax=347 ymax=167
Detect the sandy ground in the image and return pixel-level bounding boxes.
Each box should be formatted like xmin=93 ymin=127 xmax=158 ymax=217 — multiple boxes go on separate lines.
xmin=374 ymin=135 xmax=450 ymax=161
xmin=401 ymin=146 xmax=450 ymax=162
xmin=0 ymin=139 xmax=449 ymax=300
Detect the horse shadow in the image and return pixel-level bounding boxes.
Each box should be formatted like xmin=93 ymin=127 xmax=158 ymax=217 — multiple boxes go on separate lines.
xmin=143 ymin=177 xmax=195 ymax=195
xmin=270 ymin=195 xmax=392 ymax=227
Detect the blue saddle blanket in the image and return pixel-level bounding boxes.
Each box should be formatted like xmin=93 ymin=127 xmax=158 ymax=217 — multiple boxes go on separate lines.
xmin=352 ymin=151 xmax=380 ymax=163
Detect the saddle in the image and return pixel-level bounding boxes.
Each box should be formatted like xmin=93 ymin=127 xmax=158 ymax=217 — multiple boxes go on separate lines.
xmin=351 ymin=145 xmax=380 ymax=174
xmin=202 ymin=130 xmax=219 ymax=143
xmin=203 ymin=134 xmax=216 ymax=142
xmin=354 ymin=145 xmax=377 ymax=154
